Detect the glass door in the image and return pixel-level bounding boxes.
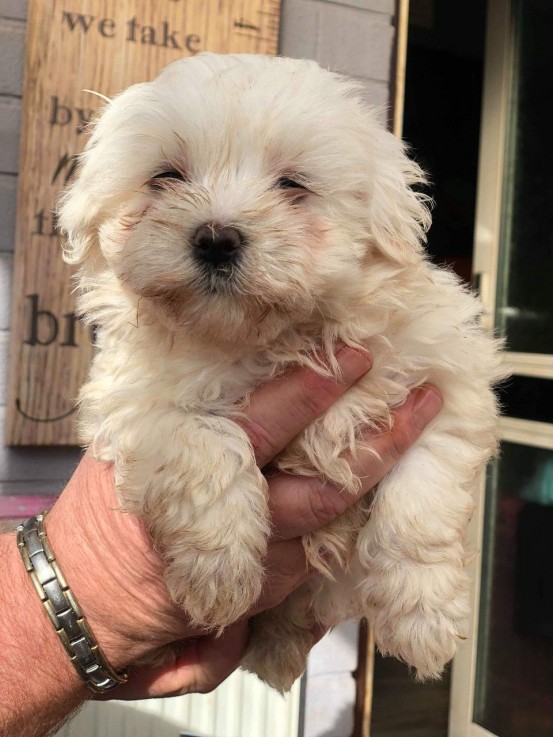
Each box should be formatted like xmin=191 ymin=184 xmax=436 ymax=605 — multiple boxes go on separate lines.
xmin=449 ymin=1 xmax=553 ymax=735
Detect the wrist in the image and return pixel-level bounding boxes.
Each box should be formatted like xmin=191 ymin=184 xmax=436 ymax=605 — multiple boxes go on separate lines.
xmin=0 ymin=531 xmax=85 ymax=729
xmin=46 ymin=454 xmax=191 ymax=668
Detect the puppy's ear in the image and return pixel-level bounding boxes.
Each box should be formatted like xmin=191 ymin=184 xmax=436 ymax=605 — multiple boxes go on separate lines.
xmin=57 ymin=156 xmax=101 ymax=265
xmin=57 ymin=95 xmax=123 ymax=266
xmin=367 ymin=129 xmax=431 ymax=265
xmin=57 ymin=81 xmax=161 ymax=266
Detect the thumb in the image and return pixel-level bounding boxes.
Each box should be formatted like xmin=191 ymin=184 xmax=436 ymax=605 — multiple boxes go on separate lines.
xmin=98 ymin=622 xmax=249 ymax=701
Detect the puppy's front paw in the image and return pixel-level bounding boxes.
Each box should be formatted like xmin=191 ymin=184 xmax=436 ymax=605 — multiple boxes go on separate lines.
xmin=361 ymin=559 xmax=470 ymax=679
xmin=242 ymin=610 xmax=317 ymax=693
xmin=166 ymin=544 xmax=265 ymax=630
xmin=373 ymin=605 xmax=464 ymax=680
xmin=241 ymin=581 xmax=323 ymax=692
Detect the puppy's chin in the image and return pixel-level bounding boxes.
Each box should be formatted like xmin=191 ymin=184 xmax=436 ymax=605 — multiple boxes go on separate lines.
xmin=139 ymin=281 xmax=300 ymax=349
xmin=116 ymin=246 xmax=320 ymax=348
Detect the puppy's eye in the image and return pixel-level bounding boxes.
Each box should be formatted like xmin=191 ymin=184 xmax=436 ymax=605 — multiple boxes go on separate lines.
xmin=152 ymin=170 xmax=186 ymax=182
xmin=276 ymin=177 xmax=307 ymax=191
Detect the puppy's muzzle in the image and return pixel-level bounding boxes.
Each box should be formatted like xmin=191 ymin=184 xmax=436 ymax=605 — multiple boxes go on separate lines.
xmin=192 ymin=223 xmax=244 ymax=268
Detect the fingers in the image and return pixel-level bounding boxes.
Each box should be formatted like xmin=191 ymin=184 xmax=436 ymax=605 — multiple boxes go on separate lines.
xmin=240 ymin=347 xmax=372 ymax=467
xmin=100 ymin=623 xmax=249 ymax=700
xmin=356 ymin=384 xmax=443 ymax=471
xmin=268 ymin=385 xmax=443 ymax=540
xmin=252 ymin=539 xmax=311 ymax=614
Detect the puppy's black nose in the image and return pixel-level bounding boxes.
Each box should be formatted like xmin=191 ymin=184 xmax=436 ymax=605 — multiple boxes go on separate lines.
xmin=192 ymin=224 xmax=243 ymax=267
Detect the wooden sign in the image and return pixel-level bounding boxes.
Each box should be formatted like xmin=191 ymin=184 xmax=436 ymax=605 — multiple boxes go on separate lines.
xmin=6 ymin=0 xmax=281 ymax=445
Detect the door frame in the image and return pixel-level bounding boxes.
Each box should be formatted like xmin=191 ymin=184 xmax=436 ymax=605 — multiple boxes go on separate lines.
xmin=448 ymin=1 xmax=511 ymax=733
xmin=448 ymin=0 xmax=553 ymax=734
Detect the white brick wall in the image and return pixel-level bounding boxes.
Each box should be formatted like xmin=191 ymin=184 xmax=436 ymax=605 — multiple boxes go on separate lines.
xmin=0 ymin=0 xmax=27 ymax=20
xmin=0 ymin=175 xmax=16 ymax=252
xmin=0 ymin=331 xmax=7 ymax=405
xmin=280 ymin=0 xmax=394 ymax=125
xmin=0 ymin=96 xmax=21 ymax=173
xmin=0 ymin=254 xmax=12 ymax=328
xmin=286 ymin=2 xmax=392 ymax=79
xmin=0 ymin=19 xmax=25 ymax=94
xmin=0 ymin=1 xmax=395 ymax=734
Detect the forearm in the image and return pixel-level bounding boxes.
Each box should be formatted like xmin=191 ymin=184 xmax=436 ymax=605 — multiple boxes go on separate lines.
xmin=0 ymin=531 xmax=86 ymax=737
xmin=0 ymin=456 xmax=184 ymax=737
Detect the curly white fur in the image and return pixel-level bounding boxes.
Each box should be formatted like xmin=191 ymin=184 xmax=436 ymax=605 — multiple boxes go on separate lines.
xmin=58 ymin=53 xmax=505 ymax=692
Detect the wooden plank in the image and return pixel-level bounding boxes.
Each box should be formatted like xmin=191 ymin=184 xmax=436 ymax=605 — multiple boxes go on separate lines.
xmin=354 ymin=619 xmax=375 ymax=737
xmin=5 ymin=0 xmax=281 ymax=445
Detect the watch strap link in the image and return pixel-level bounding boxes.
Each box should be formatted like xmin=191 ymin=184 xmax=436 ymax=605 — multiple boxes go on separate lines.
xmin=17 ymin=513 xmax=128 ymax=694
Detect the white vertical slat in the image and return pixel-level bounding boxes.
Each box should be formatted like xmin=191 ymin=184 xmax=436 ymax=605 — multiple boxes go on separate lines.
xmin=213 ymin=670 xmax=241 ymax=735
xmin=239 ymin=669 xmax=267 ymax=736
xmin=277 ymin=677 xmax=301 ymax=737
xmin=55 ymin=670 xmax=300 ymax=737
xmin=103 ymin=700 xmax=125 ymax=736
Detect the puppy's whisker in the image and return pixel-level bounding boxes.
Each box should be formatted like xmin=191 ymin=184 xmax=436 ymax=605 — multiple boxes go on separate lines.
xmin=82 ymin=88 xmax=111 ymax=104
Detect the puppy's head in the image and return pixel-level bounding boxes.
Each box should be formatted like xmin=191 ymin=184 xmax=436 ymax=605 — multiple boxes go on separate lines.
xmin=59 ymin=54 xmax=429 ymax=346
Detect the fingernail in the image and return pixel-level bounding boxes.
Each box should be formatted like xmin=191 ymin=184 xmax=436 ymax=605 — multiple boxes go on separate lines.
xmin=336 ymin=347 xmax=372 ymax=383
xmin=412 ymin=385 xmax=443 ymax=430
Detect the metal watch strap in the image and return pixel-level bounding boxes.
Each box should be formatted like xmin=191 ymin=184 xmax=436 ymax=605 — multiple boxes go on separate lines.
xmin=16 ymin=513 xmax=128 ymax=694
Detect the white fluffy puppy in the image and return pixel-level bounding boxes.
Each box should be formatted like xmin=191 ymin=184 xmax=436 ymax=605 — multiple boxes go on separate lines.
xmin=59 ymin=53 xmax=504 ymax=692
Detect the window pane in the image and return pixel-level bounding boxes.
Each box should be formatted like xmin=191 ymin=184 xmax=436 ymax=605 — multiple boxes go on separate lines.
xmin=474 ymin=442 xmax=553 ymax=736
xmin=498 ymin=375 xmax=553 ymax=424
xmin=496 ymin=0 xmax=553 ymax=354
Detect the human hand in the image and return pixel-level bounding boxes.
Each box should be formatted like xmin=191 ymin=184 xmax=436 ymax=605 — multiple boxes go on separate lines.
xmin=46 ymin=348 xmax=442 ymax=699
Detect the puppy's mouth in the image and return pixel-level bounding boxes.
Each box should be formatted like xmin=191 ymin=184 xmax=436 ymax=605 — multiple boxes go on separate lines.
xmin=198 ymin=261 xmax=241 ymax=295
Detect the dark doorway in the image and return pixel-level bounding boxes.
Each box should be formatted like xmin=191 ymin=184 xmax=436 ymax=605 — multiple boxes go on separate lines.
xmin=405 ymin=0 xmax=485 ymax=283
